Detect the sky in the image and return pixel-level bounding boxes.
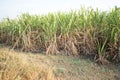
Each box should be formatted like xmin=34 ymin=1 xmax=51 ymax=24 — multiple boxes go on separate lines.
xmin=0 ymin=0 xmax=120 ymax=19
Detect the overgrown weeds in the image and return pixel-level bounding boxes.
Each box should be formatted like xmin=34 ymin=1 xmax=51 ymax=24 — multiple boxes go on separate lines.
xmin=0 ymin=49 xmax=56 ymax=80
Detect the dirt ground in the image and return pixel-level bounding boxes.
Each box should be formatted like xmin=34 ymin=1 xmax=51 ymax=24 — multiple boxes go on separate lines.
xmin=0 ymin=47 xmax=120 ymax=80
xmin=26 ymin=52 xmax=120 ymax=80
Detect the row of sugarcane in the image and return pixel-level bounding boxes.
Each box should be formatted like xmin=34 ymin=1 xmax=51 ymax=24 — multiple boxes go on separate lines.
xmin=0 ymin=7 xmax=120 ymax=63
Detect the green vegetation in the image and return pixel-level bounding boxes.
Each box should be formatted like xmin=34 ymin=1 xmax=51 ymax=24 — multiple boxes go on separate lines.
xmin=0 ymin=7 xmax=120 ymax=63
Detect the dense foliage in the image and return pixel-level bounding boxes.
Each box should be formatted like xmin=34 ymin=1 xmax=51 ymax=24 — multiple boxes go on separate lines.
xmin=0 ymin=7 xmax=120 ymax=63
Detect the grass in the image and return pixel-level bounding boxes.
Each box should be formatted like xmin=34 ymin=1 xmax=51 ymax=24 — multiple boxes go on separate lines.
xmin=0 ymin=48 xmax=119 ymax=80
xmin=0 ymin=48 xmax=57 ymax=80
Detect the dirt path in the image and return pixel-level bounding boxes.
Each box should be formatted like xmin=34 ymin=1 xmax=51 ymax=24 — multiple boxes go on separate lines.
xmin=26 ymin=53 xmax=120 ymax=80
xmin=0 ymin=47 xmax=120 ymax=80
